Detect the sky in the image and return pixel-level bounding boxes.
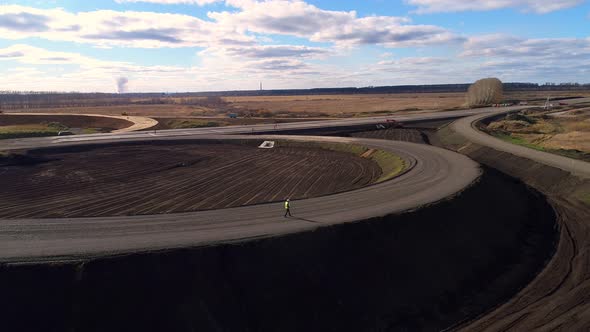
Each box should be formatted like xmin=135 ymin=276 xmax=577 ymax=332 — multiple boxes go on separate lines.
xmin=0 ymin=0 xmax=589 ymax=92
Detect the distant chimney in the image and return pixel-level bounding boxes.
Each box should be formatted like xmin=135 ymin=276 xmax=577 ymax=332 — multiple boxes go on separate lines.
xmin=260 ymin=82 xmax=263 ymax=91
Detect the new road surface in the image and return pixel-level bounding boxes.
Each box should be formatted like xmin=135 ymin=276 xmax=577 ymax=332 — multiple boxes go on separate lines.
xmin=0 ymin=107 xmax=513 ymax=152
xmin=2 ymin=103 xmax=588 ymax=264
xmin=0 ymin=135 xmax=479 ymax=263
xmin=451 ymin=110 xmax=590 ymax=179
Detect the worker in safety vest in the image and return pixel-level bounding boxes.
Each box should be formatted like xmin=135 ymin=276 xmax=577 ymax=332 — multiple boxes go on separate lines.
xmin=284 ymin=198 xmax=292 ymax=217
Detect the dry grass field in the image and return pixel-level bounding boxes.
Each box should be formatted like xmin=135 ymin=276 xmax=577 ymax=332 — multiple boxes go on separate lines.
xmin=483 ymin=104 xmax=590 ymax=161
xmin=6 ymin=90 xmax=590 ymax=119
xmin=222 ymin=93 xmax=467 ymax=116
xmin=5 ymin=94 xmax=466 ymax=118
xmin=6 ymin=104 xmax=207 ymax=117
xmin=506 ymin=90 xmax=590 ymax=102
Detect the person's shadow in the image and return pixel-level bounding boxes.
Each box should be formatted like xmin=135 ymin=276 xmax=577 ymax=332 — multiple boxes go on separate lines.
xmin=290 ymin=216 xmax=320 ymax=223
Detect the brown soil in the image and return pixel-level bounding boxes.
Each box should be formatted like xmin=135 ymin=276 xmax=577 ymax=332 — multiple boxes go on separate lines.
xmin=6 ymin=93 xmax=467 ymax=118
xmin=0 ymin=168 xmax=557 ymax=332
xmin=0 ymin=114 xmax=132 ymax=131
xmin=435 ymin=126 xmax=590 ymax=331
xmin=350 ymin=128 xmax=428 ymax=144
xmin=506 ymin=90 xmax=590 ymax=103
xmin=150 ymin=117 xmax=322 ymax=130
xmin=5 ymin=91 xmax=590 ymax=119
xmin=0 ymin=141 xmax=381 ymax=218
xmin=5 ymin=105 xmax=199 ymax=117
xmin=223 ymin=93 xmax=466 ymax=115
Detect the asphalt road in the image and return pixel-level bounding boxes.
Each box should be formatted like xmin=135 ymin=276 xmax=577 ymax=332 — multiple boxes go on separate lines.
xmin=0 ymin=107 xmax=505 ymax=152
xmin=0 ymin=134 xmax=480 ymax=263
xmin=3 ymin=102 xmax=589 ymax=263
xmin=451 ymin=109 xmax=590 ymax=179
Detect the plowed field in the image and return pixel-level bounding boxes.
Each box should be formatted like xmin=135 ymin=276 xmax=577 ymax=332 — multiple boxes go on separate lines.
xmin=0 ymin=142 xmax=381 ymax=218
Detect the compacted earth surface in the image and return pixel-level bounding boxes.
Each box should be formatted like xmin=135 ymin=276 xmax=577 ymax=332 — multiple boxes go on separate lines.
xmin=0 ymin=114 xmax=133 ymax=138
xmin=351 ymin=128 xmax=429 ymax=144
xmin=0 ymin=141 xmax=381 ymax=218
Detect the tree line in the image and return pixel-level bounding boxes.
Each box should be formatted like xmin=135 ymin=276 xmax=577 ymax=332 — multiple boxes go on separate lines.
xmin=1 ymin=82 xmax=589 ymax=110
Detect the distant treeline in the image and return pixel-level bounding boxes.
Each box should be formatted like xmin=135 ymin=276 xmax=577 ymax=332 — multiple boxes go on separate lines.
xmin=1 ymin=82 xmax=589 ymax=110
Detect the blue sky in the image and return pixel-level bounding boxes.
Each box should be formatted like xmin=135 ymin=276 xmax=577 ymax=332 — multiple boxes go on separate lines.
xmin=0 ymin=0 xmax=589 ymax=92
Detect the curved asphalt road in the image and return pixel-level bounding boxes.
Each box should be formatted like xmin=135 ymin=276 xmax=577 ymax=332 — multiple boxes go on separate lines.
xmin=3 ymin=101 xmax=588 ymax=263
xmin=0 ymin=107 xmax=508 ymax=152
xmin=0 ymin=134 xmax=480 ymax=263
xmin=451 ymin=109 xmax=590 ymax=178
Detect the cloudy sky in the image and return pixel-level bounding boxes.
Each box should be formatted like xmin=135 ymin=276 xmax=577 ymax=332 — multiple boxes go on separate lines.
xmin=0 ymin=0 xmax=589 ymax=92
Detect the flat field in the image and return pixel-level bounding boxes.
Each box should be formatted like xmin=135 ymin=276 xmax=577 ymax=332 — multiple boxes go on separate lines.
xmin=222 ymin=93 xmax=467 ymax=116
xmin=4 ymin=94 xmax=465 ymax=118
xmin=0 ymin=114 xmax=132 ymax=139
xmin=6 ymin=90 xmax=590 ymax=119
xmin=150 ymin=117 xmax=324 ymax=130
xmin=0 ymin=142 xmax=382 ymax=218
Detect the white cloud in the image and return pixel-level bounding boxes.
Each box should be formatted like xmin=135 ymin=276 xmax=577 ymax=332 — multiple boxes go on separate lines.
xmin=461 ymin=35 xmax=590 ymax=82
xmin=377 ymin=57 xmax=449 ymax=67
xmin=0 ymin=44 xmax=334 ymax=92
xmin=461 ymin=34 xmax=590 ymax=60
xmin=0 ymin=44 xmax=128 ymax=67
xmin=0 ymin=3 xmax=461 ymax=50
xmin=202 ymin=44 xmax=332 ymax=59
xmin=209 ymin=1 xmax=462 ymax=47
xmin=0 ymin=5 xmax=253 ymax=48
xmin=406 ymin=0 xmax=583 ymax=14
xmin=115 ymin=0 xmax=223 ymax=4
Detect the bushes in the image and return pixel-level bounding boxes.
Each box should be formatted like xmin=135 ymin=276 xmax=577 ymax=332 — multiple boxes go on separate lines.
xmin=506 ymin=113 xmax=536 ymax=124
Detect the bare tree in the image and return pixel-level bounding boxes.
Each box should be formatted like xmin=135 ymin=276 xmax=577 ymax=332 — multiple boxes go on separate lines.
xmin=466 ymin=78 xmax=503 ymax=107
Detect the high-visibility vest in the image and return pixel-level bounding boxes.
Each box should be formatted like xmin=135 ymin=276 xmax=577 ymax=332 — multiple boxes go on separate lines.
xmin=284 ymin=201 xmax=290 ymax=209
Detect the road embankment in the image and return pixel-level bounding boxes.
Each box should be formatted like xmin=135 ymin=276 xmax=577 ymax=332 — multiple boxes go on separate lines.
xmin=0 ymin=169 xmax=556 ymax=332
xmin=437 ymin=117 xmax=590 ymax=331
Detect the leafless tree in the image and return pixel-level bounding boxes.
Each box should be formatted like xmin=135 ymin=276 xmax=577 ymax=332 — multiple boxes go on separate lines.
xmin=466 ymin=78 xmax=503 ymax=107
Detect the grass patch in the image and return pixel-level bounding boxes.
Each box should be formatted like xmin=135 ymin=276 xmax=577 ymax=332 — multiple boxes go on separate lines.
xmin=82 ymin=128 xmax=100 ymax=134
xmin=493 ymin=133 xmax=547 ymax=152
xmin=493 ymin=132 xmax=590 ymax=161
xmin=318 ymin=143 xmax=406 ymax=182
xmin=166 ymin=119 xmax=222 ymax=129
xmin=552 ymin=149 xmax=590 ymax=162
xmin=276 ymin=140 xmax=406 ymax=182
xmin=505 ymin=113 xmax=537 ymax=124
xmin=370 ymin=150 xmax=406 ymax=182
xmin=317 ymin=142 xmax=368 ymax=155
xmin=0 ymin=124 xmax=63 ymax=139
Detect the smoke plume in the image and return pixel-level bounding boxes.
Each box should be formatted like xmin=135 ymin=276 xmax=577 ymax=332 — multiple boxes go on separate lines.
xmin=116 ymin=77 xmax=129 ymax=94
